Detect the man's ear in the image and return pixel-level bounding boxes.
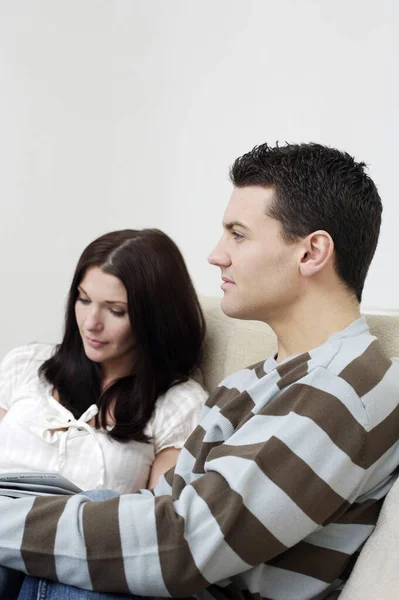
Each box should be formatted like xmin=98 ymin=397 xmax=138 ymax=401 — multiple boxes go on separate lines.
xmin=298 ymin=230 xmax=334 ymax=277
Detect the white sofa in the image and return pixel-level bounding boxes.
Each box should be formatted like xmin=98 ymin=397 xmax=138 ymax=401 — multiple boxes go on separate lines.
xmin=199 ymin=296 xmax=399 ymax=600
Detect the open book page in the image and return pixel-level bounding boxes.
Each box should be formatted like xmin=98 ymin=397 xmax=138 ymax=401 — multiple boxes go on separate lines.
xmin=0 ymin=472 xmax=83 ymax=498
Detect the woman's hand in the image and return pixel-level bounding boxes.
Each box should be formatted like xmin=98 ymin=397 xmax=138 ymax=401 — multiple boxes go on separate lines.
xmin=0 ymin=407 xmax=7 ymax=422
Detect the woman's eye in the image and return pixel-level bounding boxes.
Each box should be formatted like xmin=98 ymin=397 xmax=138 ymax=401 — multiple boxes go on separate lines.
xmin=77 ymin=296 xmax=90 ymax=305
xmin=109 ymin=309 xmax=126 ymax=318
xmin=232 ymin=231 xmax=244 ymax=241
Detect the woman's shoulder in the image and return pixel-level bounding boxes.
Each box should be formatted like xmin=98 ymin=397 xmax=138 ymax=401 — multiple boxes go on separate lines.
xmin=0 ymin=343 xmax=56 ymax=377
xmin=148 ymin=377 xmax=208 ymax=453
xmin=157 ymin=377 xmax=208 ymax=410
xmin=151 ymin=377 xmax=208 ymax=427
xmin=0 ymin=344 xmax=57 ymax=408
xmin=3 ymin=342 xmax=55 ymax=362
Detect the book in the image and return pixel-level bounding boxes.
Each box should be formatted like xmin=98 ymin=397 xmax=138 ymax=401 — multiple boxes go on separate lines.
xmin=0 ymin=472 xmax=83 ymax=498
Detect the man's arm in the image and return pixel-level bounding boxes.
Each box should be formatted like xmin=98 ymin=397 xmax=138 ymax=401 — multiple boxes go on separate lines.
xmin=0 ymin=382 xmax=372 ymax=597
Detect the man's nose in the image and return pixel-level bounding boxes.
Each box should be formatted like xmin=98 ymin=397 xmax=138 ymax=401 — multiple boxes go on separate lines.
xmin=208 ymin=238 xmax=230 ymax=267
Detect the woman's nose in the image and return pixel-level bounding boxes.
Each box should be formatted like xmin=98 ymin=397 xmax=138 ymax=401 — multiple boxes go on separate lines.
xmin=84 ymin=307 xmax=103 ymax=331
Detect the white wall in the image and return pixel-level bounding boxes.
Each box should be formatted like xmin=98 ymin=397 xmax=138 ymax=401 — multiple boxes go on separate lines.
xmin=0 ymin=0 xmax=398 ymax=359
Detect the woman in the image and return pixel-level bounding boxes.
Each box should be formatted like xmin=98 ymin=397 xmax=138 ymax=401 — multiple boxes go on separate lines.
xmin=0 ymin=228 xmax=208 ymax=599
xmin=0 ymin=228 xmax=207 ymax=493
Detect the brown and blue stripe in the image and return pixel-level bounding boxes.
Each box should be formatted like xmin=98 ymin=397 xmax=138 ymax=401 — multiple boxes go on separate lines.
xmin=21 ymin=496 xmax=69 ymax=581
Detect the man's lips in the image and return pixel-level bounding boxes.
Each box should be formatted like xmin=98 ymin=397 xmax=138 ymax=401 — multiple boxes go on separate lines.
xmin=221 ymin=277 xmax=235 ymax=290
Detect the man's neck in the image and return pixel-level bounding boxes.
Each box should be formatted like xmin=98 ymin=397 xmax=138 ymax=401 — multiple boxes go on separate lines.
xmin=270 ymin=290 xmax=361 ymax=363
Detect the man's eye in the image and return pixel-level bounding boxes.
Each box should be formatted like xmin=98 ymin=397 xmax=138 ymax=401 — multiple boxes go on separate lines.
xmin=232 ymin=231 xmax=244 ymax=240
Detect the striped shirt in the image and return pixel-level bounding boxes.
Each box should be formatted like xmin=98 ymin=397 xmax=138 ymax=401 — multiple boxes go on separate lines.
xmin=1 ymin=317 xmax=399 ymax=600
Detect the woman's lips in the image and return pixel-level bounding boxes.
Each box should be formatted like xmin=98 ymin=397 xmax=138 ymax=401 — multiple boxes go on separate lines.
xmin=85 ymin=336 xmax=108 ymax=349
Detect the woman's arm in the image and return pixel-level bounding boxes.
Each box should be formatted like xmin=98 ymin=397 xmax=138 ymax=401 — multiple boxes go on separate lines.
xmin=0 ymin=407 xmax=7 ymax=422
xmin=147 ymin=447 xmax=180 ymax=490
xmin=147 ymin=380 xmax=207 ymax=491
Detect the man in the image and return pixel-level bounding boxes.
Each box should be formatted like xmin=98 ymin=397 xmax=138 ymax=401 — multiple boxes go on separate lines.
xmin=1 ymin=142 xmax=399 ymax=600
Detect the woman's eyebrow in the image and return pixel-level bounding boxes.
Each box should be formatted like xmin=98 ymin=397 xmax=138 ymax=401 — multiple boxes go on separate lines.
xmin=78 ymin=286 xmax=127 ymax=305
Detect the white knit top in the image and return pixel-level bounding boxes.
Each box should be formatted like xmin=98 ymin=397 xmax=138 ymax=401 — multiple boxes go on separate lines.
xmin=0 ymin=344 xmax=207 ymax=493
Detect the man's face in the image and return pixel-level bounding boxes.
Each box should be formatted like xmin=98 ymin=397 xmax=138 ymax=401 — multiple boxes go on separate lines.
xmin=208 ymin=186 xmax=302 ymax=322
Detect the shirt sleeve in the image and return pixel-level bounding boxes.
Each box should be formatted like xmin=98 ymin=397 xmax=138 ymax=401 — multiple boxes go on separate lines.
xmin=149 ymin=378 xmax=208 ymax=454
xmin=0 ymin=377 xmax=373 ymax=597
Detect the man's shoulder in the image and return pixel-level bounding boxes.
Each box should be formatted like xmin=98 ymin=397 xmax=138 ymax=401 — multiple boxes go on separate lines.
xmin=205 ymin=323 xmax=397 ymax=419
xmin=324 ymin=331 xmax=393 ymax=400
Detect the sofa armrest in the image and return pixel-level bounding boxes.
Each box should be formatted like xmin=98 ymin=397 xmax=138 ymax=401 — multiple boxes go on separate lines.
xmin=341 ymin=477 xmax=399 ymax=599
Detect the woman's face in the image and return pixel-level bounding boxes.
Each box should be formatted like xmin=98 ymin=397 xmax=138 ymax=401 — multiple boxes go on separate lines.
xmin=75 ymin=266 xmax=136 ymax=379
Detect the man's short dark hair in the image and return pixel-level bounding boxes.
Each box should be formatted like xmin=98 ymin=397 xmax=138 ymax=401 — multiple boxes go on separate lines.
xmin=230 ymin=142 xmax=382 ymax=302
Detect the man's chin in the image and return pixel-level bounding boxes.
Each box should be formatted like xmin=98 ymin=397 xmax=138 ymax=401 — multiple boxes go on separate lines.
xmin=220 ymin=296 xmax=243 ymax=320
xmin=220 ymin=296 xmax=262 ymax=322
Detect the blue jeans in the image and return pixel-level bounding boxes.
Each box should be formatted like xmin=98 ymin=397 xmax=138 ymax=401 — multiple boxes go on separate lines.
xmin=17 ymin=577 xmax=140 ymax=599
xmin=10 ymin=490 xmax=146 ymax=600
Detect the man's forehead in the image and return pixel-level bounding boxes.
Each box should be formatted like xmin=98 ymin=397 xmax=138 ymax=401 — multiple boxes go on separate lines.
xmin=223 ymin=186 xmax=275 ymax=225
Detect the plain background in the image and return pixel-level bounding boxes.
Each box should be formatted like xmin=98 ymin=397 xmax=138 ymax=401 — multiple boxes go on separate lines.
xmin=0 ymin=0 xmax=398 ymax=359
